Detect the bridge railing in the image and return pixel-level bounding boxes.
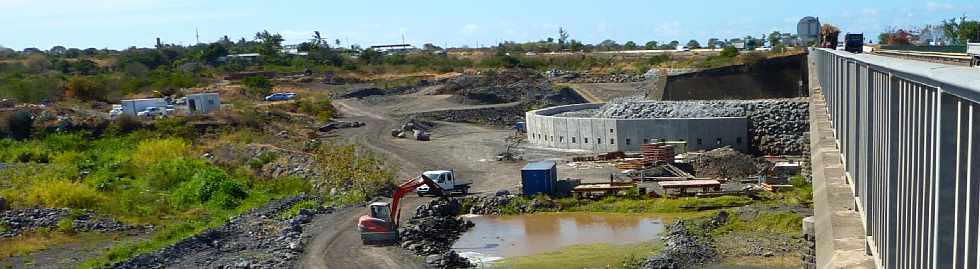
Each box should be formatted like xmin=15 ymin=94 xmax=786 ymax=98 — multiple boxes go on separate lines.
xmin=811 ymin=47 xmax=980 ymax=268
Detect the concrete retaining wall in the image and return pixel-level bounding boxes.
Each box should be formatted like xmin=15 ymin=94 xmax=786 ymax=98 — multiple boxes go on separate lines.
xmin=663 ymin=54 xmax=808 ymax=100
xmin=526 ymin=104 xmax=748 ymax=153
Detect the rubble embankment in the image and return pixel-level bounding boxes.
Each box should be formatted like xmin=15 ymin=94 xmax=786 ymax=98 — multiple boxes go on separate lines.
xmin=109 ymin=195 xmax=331 ymax=269
xmin=641 ymin=213 xmax=727 ymax=269
xmin=589 ymin=99 xmax=809 ymax=155
xmin=0 ymin=208 xmax=146 ymax=237
xmin=399 ymin=198 xmax=475 ymax=269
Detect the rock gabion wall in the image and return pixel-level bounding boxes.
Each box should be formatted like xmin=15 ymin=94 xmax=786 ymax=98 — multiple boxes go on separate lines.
xmin=591 ymin=99 xmax=809 ymax=155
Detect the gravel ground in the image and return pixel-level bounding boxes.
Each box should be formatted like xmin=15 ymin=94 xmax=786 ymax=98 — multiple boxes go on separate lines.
xmin=109 ymin=195 xmax=330 ymax=269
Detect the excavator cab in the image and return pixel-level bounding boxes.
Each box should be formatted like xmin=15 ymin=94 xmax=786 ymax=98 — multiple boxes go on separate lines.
xmin=369 ymin=202 xmax=392 ymax=221
xmin=358 ymin=202 xmax=398 ymax=244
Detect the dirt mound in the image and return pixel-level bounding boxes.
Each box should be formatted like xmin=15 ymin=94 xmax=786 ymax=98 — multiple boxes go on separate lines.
xmin=693 ymin=147 xmax=770 ymax=179
xmin=399 ymin=198 xmax=474 ymax=269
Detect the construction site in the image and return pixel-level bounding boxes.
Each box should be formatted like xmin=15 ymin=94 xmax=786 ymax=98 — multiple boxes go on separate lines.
xmin=1 ymin=46 xmax=814 ymax=269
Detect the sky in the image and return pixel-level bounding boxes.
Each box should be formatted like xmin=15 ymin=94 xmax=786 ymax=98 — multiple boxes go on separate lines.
xmin=0 ymin=0 xmax=976 ymax=50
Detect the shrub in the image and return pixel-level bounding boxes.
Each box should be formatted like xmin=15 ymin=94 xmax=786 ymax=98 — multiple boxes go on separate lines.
xmin=131 ymin=138 xmax=190 ymax=171
xmin=647 ymin=54 xmax=671 ymax=65
xmin=106 ymin=114 xmax=143 ymax=135
xmin=170 ymin=167 xmax=248 ymax=209
xmin=56 ymin=218 xmax=75 ymax=232
xmin=719 ymin=46 xmax=739 ymax=58
xmin=242 ymin=76 xmax=273 ymax=97
xmin=296 ymin=98 xmax=337 ymax=121
xmin=17 ymin=180 xmax=104 ymax=209
xmin=4 ymin=110 xmax=34 ymax=140
xmin=144 ymin=158 xmax=209 ymax=190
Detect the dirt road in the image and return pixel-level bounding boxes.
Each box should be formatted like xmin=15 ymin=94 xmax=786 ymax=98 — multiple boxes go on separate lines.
xmin=297 ymin=97 xmax=525 ymax=269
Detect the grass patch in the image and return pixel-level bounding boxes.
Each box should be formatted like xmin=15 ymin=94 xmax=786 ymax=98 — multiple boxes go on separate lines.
xmin=559 ymin=196 xmax=754 ymax=214
xmin=0 ymin=229 xmax=81 ymax=258
xmin=492 ymin=242 xmax=661 ymax=269
xmin=713 ymin=212 xmax=804 ymax=236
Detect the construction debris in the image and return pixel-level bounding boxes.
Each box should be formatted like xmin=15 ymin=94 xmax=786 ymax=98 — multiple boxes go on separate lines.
xmin=391 ymin=117 xmax=433 ymax=141
xmin=692 ymin=147 xmax=771 ymax=180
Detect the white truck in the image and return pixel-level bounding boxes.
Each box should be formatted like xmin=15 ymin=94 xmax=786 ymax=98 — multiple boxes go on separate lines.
xmin=416 ymin=170 xmax=472 ymax=196
xmin=969 ymin=43 xmax=980 ymax=68
xmin=120 ymin=98 xmax=167 ymax=117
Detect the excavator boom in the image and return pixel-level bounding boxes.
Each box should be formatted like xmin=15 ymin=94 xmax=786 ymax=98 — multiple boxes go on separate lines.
xmin=389 ymin=174 xmax=444 ymax=227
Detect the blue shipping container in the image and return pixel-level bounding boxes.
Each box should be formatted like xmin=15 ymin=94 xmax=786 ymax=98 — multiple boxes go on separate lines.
xmin=521 ymin=161 xmax=557 ymax=196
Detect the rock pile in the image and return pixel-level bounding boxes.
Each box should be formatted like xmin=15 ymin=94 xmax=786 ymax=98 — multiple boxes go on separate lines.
xmin=340 ymin=87 xmax=386 ymax=99
xmin=692 ymin=147 xmax=771 ymax=179
xmin=412 ymin=104 xmax=526 ymax=127
xmin=588 ymin=99 xmax=809 ymax=155
xmin=545 ymin=70 xmax=647 ymax=83
xmin=399 ymin=198 xmax=474 ymax=269
xmin=0 ymin=208 xmax=141 ymax=237
xmin=641 ymin=213 xmax=727 ymax=269
xmin=318 ymin=121 xmax=365 ymax=132
xmin=111 ymin=195 xmax=330 ymax=269
xmin=464 ymin=193 xmax=557 ymax=215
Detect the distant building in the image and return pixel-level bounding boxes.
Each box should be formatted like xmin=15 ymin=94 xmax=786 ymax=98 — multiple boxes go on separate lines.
xmin=369 ymin=44 xmax=415 ymax=54
xmin=185 ymin=93 xmax=220 ymax=115
xmin=219 ymin=53 xmax=261 ymax=63
xmin=797 ymin=17 xmax=821 ymax=45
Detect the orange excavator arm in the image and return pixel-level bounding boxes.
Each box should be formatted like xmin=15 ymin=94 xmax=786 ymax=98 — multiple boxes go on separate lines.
xmin=390 ymin=174 xmax=445 ymax=227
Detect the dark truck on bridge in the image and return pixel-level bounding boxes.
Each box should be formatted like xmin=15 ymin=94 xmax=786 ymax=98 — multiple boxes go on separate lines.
xmin=844 ymin=33 xmax=863 ymax=53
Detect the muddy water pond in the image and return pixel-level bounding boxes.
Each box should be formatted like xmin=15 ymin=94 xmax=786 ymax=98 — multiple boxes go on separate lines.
xmin=452 ymin=212 xmax=664 ymax=263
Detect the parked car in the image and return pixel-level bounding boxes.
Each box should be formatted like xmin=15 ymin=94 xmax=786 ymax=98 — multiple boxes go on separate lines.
xmin=109 ymin=104 xmax=123 ymax=118
xmin=264 ymin=92 xmax=297 ymax=101
xmin=137 ymin=107 xmax=166 ymax=118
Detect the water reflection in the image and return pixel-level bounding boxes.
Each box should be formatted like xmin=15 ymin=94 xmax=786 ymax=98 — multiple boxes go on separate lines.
xmin=451 ymin=212 xmax=663 ymax=259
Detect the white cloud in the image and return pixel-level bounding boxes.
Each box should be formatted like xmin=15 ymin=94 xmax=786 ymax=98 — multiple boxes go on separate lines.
xmin=460 ymin=24 xmax=480 ymax=35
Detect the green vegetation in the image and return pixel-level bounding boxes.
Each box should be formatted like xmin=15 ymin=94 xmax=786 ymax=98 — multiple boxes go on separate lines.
xmin=278 ymin=199 xmax=320 ymax=220
xmin=0 ymin=121 xmax=393 ymax=266
xmin=242 ymin=76 xmax=273 ymax=97
xmin=712 ymin=212 xmax=804 ymax=236
xmin=484 ymin=193 xmax=755 ymax=218
xmin=492 ymin=242 xmax=660 ymax=269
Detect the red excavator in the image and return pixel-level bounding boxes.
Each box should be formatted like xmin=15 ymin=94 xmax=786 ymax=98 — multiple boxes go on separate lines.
xmin=356 ymin=174 xmax=444 ymax=244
